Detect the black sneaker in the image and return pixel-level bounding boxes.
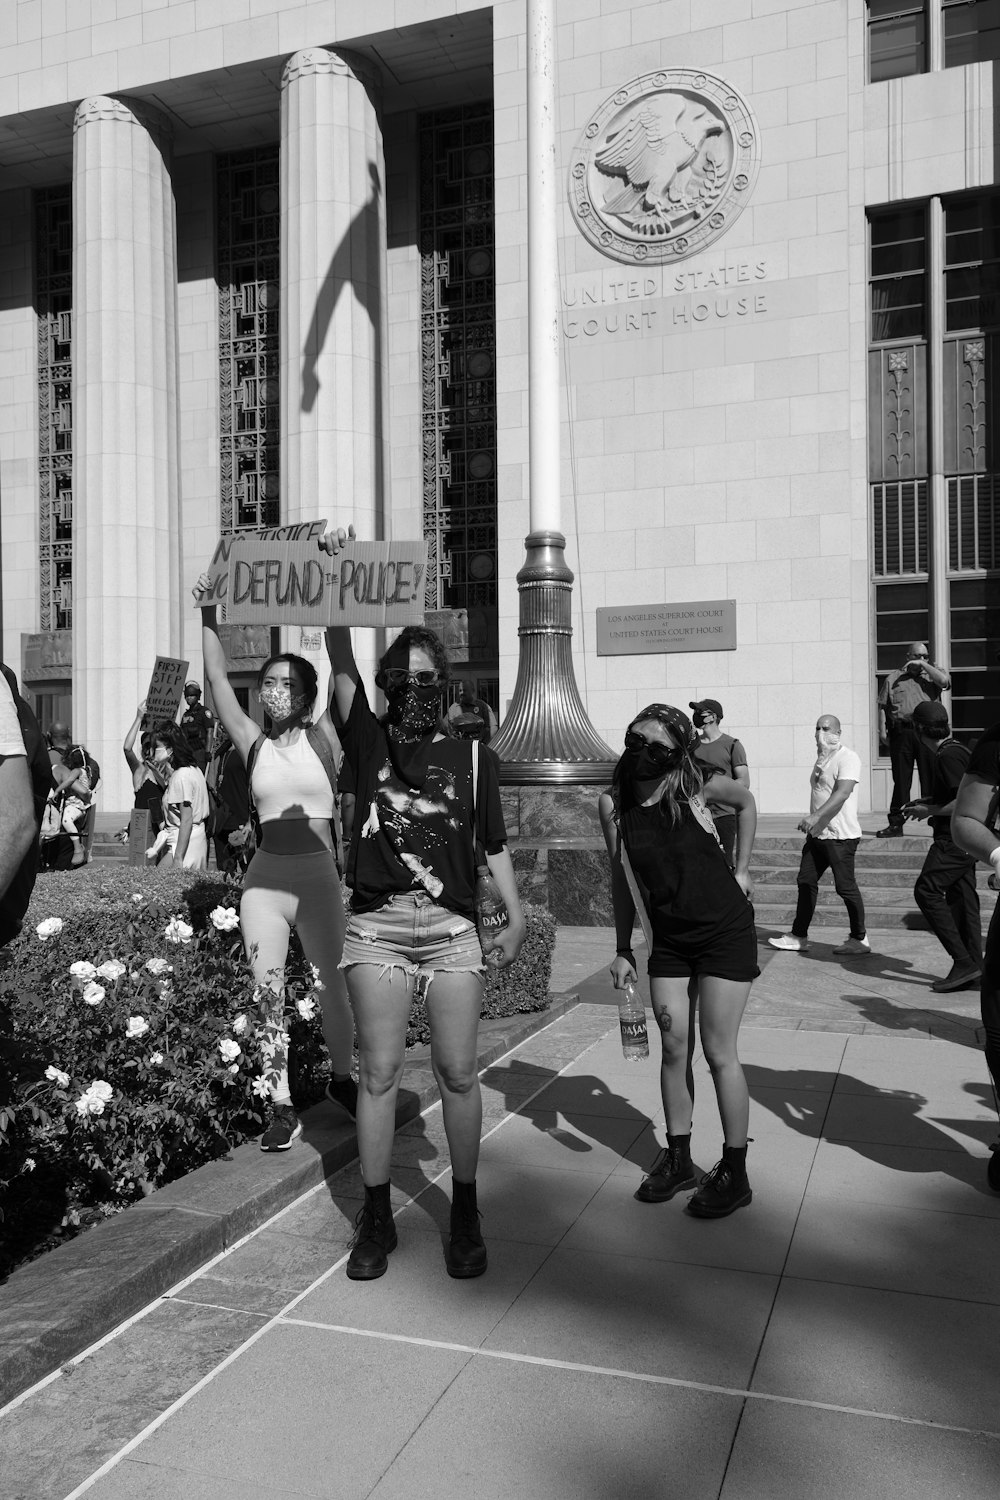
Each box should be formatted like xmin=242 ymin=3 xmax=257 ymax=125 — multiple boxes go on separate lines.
xmin=687 ymin=1155 xmax=752 ymax=1218
xmin=635 ymin=1144 xmax=696 ymax=1203
xmin=346 ymin=1200 xmax=398 ymax=1280
xmin=931 ymin=962 xmax=982 ymax=993
xmin=260 ymin=1102 xmax=302 ymax=1152
xmin=875 ymin=824 xmax=904 ymax=839
xmin=325 ymin=1075 xmax=359 ymax=1117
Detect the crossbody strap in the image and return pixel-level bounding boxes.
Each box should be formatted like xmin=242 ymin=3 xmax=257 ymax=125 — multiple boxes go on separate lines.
xmin=613 ymin=812 xmax=653 ymax=952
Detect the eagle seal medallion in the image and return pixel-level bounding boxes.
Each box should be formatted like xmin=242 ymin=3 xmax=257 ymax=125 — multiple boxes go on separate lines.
xmin=569 ymin=69 xmax=761 ymax=264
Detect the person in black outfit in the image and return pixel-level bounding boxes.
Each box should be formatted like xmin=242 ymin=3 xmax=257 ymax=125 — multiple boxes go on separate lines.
xmin=180 ymin=682 xmax=215 ymax=770
xmin=598 ymin=703 xmax=759 ymax=1219
xmin=952 ymin=717 xmax=1000 ymax=1192
xmin=905 ymin=700 xmax=981 ymax=993
xmin=208 ymin=729 xmax=251 ymax=874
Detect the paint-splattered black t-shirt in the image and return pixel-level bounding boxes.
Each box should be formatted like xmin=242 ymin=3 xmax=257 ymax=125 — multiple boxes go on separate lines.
xmin=339 ymin=684 xmax=507 ymax=918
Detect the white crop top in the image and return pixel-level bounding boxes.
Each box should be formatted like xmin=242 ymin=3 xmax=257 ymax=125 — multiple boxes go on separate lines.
xmin=251 ymin=733 xmax=336 ymax=824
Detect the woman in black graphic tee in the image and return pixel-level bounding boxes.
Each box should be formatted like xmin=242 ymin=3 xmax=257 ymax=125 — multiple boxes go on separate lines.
xmin=322 ymin=526 xmax=525 ymax=1284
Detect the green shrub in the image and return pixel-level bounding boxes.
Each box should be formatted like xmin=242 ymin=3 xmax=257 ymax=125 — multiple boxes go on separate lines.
xmin=0 ymin=866 xmax=556 ymax=1275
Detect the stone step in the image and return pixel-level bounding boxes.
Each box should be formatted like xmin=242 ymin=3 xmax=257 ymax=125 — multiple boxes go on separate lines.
xmin=750 ymin=879 xmax=996 ymax=908
xmin=751 ymin=906 xmax=959 ymax=932
xmin=751 ymin=848 xmax=932 ymax=871
xmin=753 ymin=865 xmax=999 ymax=891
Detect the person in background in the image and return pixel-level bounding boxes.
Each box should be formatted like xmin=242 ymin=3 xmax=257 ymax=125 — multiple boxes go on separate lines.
xmin=446 ymin=680 xmax=498 ymax=744
xmin=768 ymin=715 xmax=870 ymax=957
xmin=599 ymin=703 xmax=758 ymax=1219
xmin=208 ymin=726 xmax=252 ymax=875
xmin=194 ymin=571 xmax=357 ymax=1153
xmin=180 ymin=681 xmax=215 ymax=771
xmin=877 ymin=641 xmax=950 ymax=837
xmin=122 ymin=700 xmax=167 ymax=839
xmin=689 ymin=698 xmax=749 ymax=867
xmin=0 ymin=666 xmax=48 ymax=956
xmin=148 ymin=723 xmax=210 ymax=871
xmin=905 ymin=700 xmax=981 ymax=994
xmin=950 ymin=714 xmax=1000 ymax=1192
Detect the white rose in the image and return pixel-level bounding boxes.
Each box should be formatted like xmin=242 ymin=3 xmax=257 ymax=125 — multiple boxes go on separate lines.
xmin=210 ymin=905 xmax=240 ymax=932
xmin=96 ymin=960 xmax=126 ymax=982
xmin=81 ymin=982 xmax=106 ymax=1007
xmin=125 ymin=1016 xmax=150 ymax=1039
xmin=149 ymin=1051 xmax=164 ymax=1066
xmin=145 ymin=957 xmax=172 ymax=976
xmin=36 ymin=917 xmax=64 ymax=940
xmin=69 ymin=961 xmax=97 ymax=983
xmin=296 ymin=996 xmax=317 ymax=1021
xmin=164 ymin=917 xmax=194 ymax=946
xmin=218 ymin=1038 xmax=241 ymax=1063
xmin=45 ymin=1065 xmax=70 ymax=1089
xmin=251 ymin=1075 xmax=271 ymax=1098
xmin=231 ymin=1013 xmax=248 ymax=1036
xmin=89 ymin=1080 xmax=113 ymax=1102
xmin=228 ymin=1063 xmax=239 ymax=1076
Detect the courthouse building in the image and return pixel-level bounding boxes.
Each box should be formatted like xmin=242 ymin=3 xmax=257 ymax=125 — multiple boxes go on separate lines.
xmin=0 ymin=0 xmax=998 ymax=812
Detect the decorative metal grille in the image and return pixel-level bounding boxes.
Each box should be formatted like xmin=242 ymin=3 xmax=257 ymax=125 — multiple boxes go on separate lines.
xmin=36 ymin=186 xmax=73 ymax=631
xmin=217 ymin=146 xmax=280 ymax=532
xmin=871 ymin=479 xmax=929 ymax=576
xmin=419 ymin=104 xmax=498 ymax=663
xmin=948 ymin=474 xmax=1000 ymax=570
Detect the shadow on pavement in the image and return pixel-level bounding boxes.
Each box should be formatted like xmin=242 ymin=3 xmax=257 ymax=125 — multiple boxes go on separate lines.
xmin=486 ymin=1060 xmax=654 ymax=1172
xmin=746 ymin=1064 xmax=996 ymax=1193
xmin=835 ymin=990 xmax=983 ymax=1044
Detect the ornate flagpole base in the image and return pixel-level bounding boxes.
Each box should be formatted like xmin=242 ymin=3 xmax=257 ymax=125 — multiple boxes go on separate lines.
xmin=491 ymin=531 xmax=617 ymax=785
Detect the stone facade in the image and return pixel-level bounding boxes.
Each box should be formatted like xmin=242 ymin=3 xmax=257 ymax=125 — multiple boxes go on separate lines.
xmin=0 ymin=2 xmax=995 ymax=812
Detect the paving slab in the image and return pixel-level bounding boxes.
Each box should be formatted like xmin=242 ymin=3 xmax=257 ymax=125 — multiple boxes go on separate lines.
xmin=720 ymin=1400 xmax=1000 ymax=1500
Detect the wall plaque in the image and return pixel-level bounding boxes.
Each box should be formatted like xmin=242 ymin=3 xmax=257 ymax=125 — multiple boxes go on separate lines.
xmin=569 ymin=69 xmax=760 ymax=265
xmin=597 ymin=601 xmax=737 ymax=656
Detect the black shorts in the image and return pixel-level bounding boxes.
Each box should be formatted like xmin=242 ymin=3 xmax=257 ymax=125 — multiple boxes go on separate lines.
xmin=648 ymin=917 xmax=760 ymax=983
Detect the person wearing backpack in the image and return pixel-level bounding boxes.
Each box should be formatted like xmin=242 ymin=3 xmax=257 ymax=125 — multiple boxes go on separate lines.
xmin=0 ymin=665 xmax=48 ymax=952
xmin=194 ymin=571 xmax=357 ymax=1151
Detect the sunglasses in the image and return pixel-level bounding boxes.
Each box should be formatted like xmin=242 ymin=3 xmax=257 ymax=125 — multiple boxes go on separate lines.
xmin=624 ymin=730 xmax=679 ymax=770
xmin=382 ymin=669 xmax=441 ymax=689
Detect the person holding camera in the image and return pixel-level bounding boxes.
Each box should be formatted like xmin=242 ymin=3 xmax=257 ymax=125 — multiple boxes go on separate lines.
xmin=877 ymin=642 xmax=950 ymax=838
xmin=904 ymin=700 xmax=981 ymax=993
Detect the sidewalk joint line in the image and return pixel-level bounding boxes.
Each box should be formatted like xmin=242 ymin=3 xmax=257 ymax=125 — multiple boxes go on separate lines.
xmin=276 ymin=1317 xmax=1000 ymax=1442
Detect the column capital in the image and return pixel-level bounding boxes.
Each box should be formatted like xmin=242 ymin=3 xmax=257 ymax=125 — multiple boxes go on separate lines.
xmin=281 ymin=46 xmax=381 ymax=98
xmin=73 ymin=95 xmax=172 ymax=149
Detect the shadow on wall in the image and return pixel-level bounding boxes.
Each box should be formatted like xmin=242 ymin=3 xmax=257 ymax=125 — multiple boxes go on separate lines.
xmin=301 ymin=160 xmax=384 ymax=505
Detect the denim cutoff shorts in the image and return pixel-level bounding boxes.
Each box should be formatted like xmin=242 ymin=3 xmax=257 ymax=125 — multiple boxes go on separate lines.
xmin=339 ymin=890 xmax=484 ymax=984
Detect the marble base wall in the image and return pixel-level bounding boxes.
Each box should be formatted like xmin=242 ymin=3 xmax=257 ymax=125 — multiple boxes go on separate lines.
xmin=504 ymin=782 xmax=613 ymax=925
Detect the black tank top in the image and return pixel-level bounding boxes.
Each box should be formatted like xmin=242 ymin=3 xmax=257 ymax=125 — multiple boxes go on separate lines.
xmin=622 ymin=798 xmax=753 ymax=950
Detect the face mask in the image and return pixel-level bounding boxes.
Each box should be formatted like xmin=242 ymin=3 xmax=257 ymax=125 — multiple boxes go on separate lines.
xmin=816 ymin=729 xmax=840 ymax=753
xmin=152 ymin=745 xmax=171 ymax=763
xmin=260 ymin=683 xmax=308 ymax=722
xmin=692 ymin=714 xmax=709 ymax=728
xmin=386 ymin=682 xmax=440 ymax=736
xmin=624 ymin=733 xmax=682 ymax=780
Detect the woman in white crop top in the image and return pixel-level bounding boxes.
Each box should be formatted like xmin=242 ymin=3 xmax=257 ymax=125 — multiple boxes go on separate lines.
xmin=195 ymin=572 xmax=357 ymax=1152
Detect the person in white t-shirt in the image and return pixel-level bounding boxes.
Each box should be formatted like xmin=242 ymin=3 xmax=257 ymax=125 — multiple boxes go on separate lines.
xmin=768 ymin=715 xmax=870 ymax=956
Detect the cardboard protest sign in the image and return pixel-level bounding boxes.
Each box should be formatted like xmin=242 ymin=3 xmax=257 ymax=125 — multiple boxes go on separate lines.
xmin=225 ymin=537 xmax=427 ymax=628
xmin=145 ymin=656 xmax=189 ymax=725
xmin=200 ymin=520 xmax=328 ymax=621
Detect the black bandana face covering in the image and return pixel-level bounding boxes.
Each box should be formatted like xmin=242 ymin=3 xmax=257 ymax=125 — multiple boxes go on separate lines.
xmin=385 ymin=683 xmax=441 ymax=738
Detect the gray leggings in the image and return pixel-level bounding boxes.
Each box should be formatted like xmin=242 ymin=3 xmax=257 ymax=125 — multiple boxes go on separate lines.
xmin=241 ymin=848 xmax=353 ymax=1095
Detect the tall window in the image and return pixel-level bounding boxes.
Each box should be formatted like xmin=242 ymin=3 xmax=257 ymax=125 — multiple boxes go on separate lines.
xmin=943 ymin=0 xmax=1000 ymax=66
xmin=419 ymin=103 xmax=498 ymax=699
xmin=35 ymin=186 xmax=73 ymax=632
xmin=217 ymin=146 xmax=280 ymax=533
xmin=869 ymin=193 xmax=1000 ymax=743
xmin=868 ymin=1 xmax=927 ymax=80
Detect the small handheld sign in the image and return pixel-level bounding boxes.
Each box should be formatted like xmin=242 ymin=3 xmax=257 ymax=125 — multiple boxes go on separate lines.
xmin=145 ymin=656 xmax=189 ymax=725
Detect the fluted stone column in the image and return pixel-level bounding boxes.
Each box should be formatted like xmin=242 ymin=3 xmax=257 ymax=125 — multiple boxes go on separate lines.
xmin=72 ymin=96 xmax=179 ymax=814
xmin=280 ymin=48 xmax=387 ymax=537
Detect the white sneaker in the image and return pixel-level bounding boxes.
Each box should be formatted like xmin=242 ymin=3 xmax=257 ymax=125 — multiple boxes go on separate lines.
xmin=768 ymin=934 xmax=809 ymax=952
xmin=833 ymin=936 xmax=871 ymax=956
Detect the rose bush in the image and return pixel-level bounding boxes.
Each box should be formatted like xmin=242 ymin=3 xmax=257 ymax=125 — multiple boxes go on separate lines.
xmin=0 ymin=864 xmax=555 ymax=1277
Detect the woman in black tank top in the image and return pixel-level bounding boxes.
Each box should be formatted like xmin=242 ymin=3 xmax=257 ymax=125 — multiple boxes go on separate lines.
xmin=598 ymin=703 xmax=759 ymax=1219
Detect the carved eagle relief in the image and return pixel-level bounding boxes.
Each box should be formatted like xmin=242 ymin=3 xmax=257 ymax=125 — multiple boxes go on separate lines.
xmin=594 ymin=94 xmax=726 ymax=225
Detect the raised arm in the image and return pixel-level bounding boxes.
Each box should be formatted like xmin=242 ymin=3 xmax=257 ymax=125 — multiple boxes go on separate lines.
xmin=318 ymin=525 xmax=360 ymax=725
xmin=192 ymin=574 xmax=260 ymax=761
xmin=123 ymin=700 xmax=146 ymax=773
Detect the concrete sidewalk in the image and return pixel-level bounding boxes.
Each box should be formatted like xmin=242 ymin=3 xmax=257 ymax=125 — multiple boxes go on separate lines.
xmin=3 ymin=926 xmax=999 ymax=1500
